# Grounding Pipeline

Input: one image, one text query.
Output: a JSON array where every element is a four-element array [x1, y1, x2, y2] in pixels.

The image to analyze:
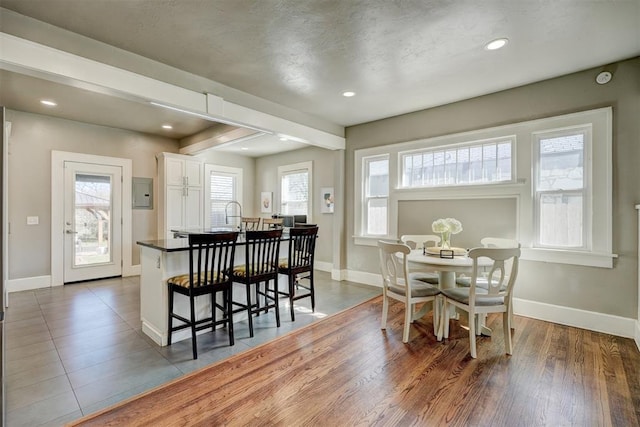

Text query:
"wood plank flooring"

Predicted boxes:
[[69, 296, 640, 426]]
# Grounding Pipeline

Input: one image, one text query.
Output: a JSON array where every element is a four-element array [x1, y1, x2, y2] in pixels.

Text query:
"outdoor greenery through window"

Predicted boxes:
[[364, 155, 389, 235], [401, 138, 513, 187], [535, 128, 587, 249]]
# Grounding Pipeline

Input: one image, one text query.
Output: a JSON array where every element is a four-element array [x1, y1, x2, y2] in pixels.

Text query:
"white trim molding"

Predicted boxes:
[[635, 320, 640, 351], [51, 151, 133, 286], [6, 275, 52, 295]]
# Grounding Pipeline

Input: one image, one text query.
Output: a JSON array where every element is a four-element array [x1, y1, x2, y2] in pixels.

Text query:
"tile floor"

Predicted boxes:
[[3, 272, 380, 426]]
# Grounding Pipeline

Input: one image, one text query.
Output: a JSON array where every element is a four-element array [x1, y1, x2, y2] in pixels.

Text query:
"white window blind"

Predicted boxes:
[[210, 173, 237, 227]]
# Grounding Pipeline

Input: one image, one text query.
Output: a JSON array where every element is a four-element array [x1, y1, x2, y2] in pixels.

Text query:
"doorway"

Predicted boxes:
[[63, 162, 122, 282], [51, 151, 133, 286]]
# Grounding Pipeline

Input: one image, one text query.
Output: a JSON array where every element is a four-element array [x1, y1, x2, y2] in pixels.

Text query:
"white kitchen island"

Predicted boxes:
[[137, 232, 289, 346]]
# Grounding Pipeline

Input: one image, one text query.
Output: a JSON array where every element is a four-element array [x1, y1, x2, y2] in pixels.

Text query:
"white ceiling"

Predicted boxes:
[[1, 1, 639, 154]]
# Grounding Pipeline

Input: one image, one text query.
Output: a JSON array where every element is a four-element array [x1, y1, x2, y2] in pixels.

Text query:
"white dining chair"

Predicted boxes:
[[400, 234, 441, 285], [378, 240, 441, 343], [437, 247, 521, 358], [456, 237, 520, 329]]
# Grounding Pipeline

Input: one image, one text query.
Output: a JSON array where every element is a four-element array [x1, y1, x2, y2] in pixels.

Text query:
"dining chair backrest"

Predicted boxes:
[[287, 226, 318, 271], [241, 217, 261, 231], [262, 218, 284, 230], [400, 234, 441, 250], [468, 247, 520, 298], [480, 237, 519, 249], [243, 229, 283, 281], [188, 232, 239, 289], [378, 240, 411, 290]]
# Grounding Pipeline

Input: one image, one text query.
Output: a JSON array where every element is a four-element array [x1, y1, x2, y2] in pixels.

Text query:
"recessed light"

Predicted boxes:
[[342, 91, 356, 97], [40, 100, 57, 107], [485, 38, 508, 51], [162, 124, 173, 130], [240, 147, 249, 151], [279, 137, 288, 141]]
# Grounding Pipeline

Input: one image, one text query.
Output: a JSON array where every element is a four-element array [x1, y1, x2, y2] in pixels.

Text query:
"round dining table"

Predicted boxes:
[[407, 248, 494, 336]]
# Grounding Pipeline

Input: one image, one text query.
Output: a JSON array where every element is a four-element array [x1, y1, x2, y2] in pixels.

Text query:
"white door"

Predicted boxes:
[[63, 162, 122, 283]]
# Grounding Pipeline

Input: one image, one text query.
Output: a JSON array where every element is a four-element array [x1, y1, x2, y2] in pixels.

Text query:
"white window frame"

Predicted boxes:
[[400, 136, 515, 188], [533, 125, 591, 251], [278, 161, 313, 221], [354, 107, 613, 268], [363, 154, 390, 237], [204, 164, 243, 228]]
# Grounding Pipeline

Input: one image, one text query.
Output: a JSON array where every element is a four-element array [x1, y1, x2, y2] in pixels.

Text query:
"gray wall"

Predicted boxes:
[[6, 110, 177, 279], [255, 146, 338, 265], [345, 57, 640, 318]]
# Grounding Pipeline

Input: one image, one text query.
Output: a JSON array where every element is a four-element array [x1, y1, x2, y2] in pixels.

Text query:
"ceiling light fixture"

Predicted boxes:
[[279, 137, 288, 141], [241, 147, 249, 151], [150, 102, 274, 134], [162, 124, 173, 130], [40, 99, 57, 107], [485, 38, 508, 51], [342, 91, 356, 97]]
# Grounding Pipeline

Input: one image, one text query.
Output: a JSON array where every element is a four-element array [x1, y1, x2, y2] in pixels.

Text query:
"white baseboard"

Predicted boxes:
[[344, 270, 382, 289], [123, 264, 141, 277], [513, 297, 636, 339], [314, 261, 332, 272], [635, 320, 640, 351], [7, 275, 52, 294]]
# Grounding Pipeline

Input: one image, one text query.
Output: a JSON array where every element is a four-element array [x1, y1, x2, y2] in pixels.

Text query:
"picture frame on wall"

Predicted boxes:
[[321, 187, 334, 214], [261, 191, 273, 213]]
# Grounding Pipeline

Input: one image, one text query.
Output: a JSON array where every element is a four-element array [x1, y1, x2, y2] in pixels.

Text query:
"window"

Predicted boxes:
[[279, 161, 312, 218], [353, 107, 612, 267], [204, 165, 242, 228], [401, 138, 513, 188], [364, 155, 389, 235], [534, 127, 589, 249]]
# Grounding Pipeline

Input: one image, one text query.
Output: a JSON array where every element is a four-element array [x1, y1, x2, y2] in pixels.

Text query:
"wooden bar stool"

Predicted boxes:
[[262, 218, 283, 230], [167, 232, 239, 359], [241, 217, 261, 231], [278, 226, 318, 321], [232, 229, 283, 337]]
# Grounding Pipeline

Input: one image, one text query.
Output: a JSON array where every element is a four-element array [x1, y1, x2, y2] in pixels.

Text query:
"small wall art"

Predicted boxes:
[[321, 187, 334, 214], [261, 191, 273, 213]]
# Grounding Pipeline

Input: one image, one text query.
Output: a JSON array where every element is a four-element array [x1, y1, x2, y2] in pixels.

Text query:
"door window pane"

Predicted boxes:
[[74, 173, 112, 266]]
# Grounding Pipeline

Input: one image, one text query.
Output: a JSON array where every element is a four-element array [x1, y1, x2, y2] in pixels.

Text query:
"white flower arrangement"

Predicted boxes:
[[432, 218, 463, 235], [432, 218, 463, 249]]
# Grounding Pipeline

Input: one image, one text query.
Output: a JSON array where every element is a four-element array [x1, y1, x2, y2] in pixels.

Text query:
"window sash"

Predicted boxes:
[[401, 138, 513, 188], [533, 127, 589, 250], [363, 155, 389, 236], [281, 170, 309, 215], [209, 172, 237, 227]]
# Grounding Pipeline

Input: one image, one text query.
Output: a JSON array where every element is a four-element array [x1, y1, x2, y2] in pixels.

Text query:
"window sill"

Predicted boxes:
[[354, 235, 394, 247], [521, 248, 617, 268]]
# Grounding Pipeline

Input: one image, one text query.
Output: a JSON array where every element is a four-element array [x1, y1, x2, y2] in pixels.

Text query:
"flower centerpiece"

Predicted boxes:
[[431, 218, 463, 249]]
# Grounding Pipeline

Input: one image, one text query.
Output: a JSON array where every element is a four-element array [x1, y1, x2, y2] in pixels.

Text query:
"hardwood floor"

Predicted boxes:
[[70, 296, 640, 426]]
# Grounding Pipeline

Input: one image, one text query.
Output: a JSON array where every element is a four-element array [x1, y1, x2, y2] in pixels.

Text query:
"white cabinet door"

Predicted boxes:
[[184, 160, 202, 188], [166, 186, 185, 234], [184, 186, 203, 229], [165, 157, 185, 187]]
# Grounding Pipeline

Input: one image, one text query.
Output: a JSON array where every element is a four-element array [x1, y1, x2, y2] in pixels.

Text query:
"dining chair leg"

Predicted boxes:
[[246, 285, 254, 338], [468, 309, 477, 359], [227, 288, 234, 346], [381, 292, 389, 330], [167, 288, 174, 346], [272, 278, 280, 327], [309, 270, 315, 311], [433, 297, 440, 336], [288, 274, 296, 321], [190, 294, 198, 360], [503, 311, 513, 355], [211, 291, 216, 332], [402, 298, 412, 343]]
